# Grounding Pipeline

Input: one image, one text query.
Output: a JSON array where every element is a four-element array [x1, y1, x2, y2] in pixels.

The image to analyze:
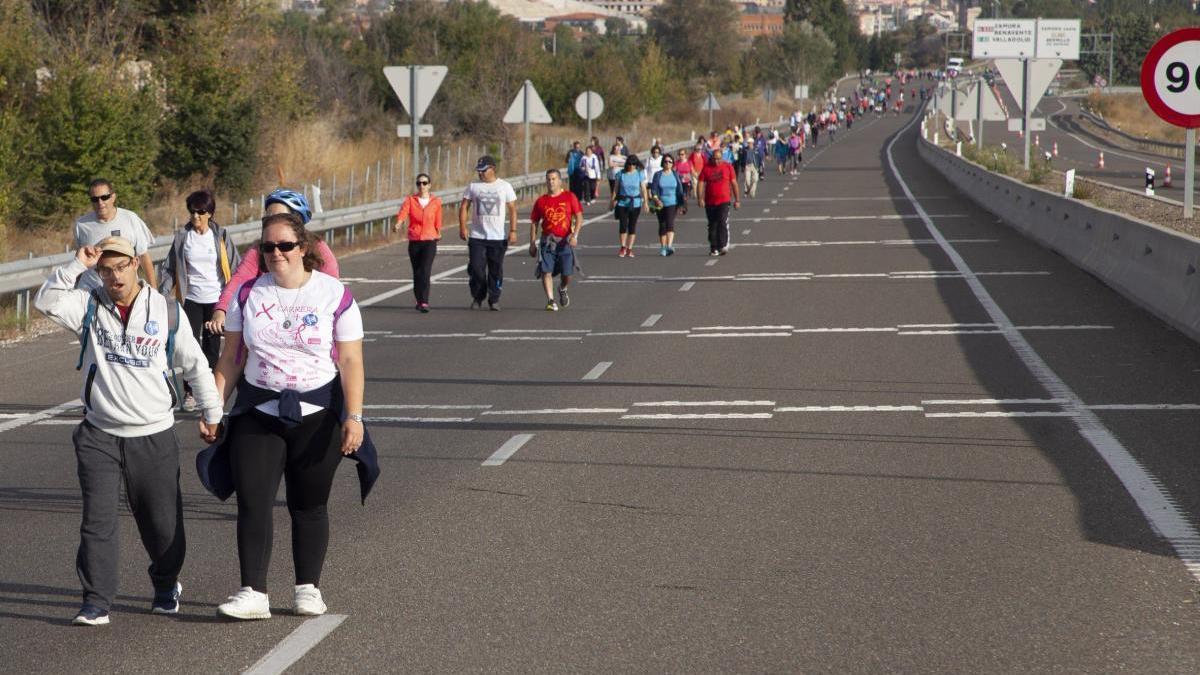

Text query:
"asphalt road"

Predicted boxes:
[[4, 105, 1200, 673]]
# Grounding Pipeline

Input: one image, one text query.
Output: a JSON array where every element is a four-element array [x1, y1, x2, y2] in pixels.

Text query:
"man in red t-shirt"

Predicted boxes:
[[529, 168, 583, 311], [697, 147, 740, 256]]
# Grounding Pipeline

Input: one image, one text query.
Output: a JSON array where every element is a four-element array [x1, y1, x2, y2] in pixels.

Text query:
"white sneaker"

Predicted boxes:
[[217, 587, 271, 620], [293, 584, 327, 616]]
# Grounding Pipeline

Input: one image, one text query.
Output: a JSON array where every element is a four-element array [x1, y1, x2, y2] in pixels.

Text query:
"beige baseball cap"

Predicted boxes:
[[95, 236, 136, 258]]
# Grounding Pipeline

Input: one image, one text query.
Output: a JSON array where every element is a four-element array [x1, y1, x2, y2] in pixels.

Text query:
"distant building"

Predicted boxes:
[[739, 5, 784, 38], [479, 0, 646, 32], [586, 0, 660, 15]]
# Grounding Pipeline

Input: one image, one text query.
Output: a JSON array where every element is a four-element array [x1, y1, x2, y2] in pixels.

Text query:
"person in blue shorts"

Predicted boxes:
[[529, 169, 583, 311]]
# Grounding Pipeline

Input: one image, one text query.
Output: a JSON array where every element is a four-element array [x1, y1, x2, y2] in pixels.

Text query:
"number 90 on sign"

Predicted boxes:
[[1142, 28, 1200, 128]]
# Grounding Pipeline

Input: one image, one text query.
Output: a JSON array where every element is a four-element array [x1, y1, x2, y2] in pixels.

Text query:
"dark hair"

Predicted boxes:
[[624, 154, 640, 170], [545, 168, 561, 179], [416, 173, 431, 185], [258, 212, 324, 273], [88, 178, 114, 193], [186, 190, 216, 216]]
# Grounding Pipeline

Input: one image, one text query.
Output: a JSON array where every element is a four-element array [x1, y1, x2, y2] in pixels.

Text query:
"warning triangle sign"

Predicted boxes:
[[503, 80, 553, 124]]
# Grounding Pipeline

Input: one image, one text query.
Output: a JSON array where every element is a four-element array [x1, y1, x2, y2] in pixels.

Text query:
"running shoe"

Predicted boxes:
[[151, 581, 182, 615], [659, 246, 668, 257], [470, 299, 483, 310], [545, 300, 559, 312], [667, 247, 675, 256], [182, 394, 197, 412], [558, 287, 570, 308], [488, 302, 500, 312], [719, 248, 728, 256], [293, 584, 327, 616], [626, 248, 635, 258], [217, 587, 271, 620], [72, 604, 110, 626], [418, 303, 430, 313], [618, 246, 627, 257], [709, 250, 720, 257]]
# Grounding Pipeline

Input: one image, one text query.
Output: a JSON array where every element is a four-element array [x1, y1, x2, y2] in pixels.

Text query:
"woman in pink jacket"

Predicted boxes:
[[205, 189, 340, 335]]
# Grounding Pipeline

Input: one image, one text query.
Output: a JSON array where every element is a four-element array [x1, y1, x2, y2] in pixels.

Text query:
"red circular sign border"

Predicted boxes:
[[1141, 27, 1200, 129]]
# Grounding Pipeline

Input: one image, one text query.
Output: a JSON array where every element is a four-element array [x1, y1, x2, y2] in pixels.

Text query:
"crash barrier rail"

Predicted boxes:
[[2, 128, 796, 325], [917, 121, 1200, 344], [1075, 108, 1200, 161]]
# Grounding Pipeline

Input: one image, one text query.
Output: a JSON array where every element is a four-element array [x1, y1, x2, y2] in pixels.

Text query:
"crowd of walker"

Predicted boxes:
[[32, 80, 914, 626]]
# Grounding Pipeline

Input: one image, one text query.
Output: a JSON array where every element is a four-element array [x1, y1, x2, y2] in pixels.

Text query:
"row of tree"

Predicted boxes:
[[0, 0, 860, 235]]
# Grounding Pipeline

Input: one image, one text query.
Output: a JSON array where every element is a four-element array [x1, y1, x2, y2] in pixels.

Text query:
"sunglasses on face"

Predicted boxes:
[[189, 209, 209, 216], [90, 193, 114, 203], [259, 241, 301, 254], [96, 259, 134, 278], [416, 180, 430, 186]]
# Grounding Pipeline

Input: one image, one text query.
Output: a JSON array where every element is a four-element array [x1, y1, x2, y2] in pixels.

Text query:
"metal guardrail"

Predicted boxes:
[[1, 137, 719, 322], [1076, 108, 1198, 160]]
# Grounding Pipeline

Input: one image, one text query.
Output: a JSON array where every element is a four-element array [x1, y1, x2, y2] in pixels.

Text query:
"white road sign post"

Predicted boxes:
[[574, 91, 604, 141], [1141, 28, 1200, 218], [384, 65, 448, 181], [504, 80, 553, 176], [700, 92, 720, 131], [978, 18, 1076, 170]]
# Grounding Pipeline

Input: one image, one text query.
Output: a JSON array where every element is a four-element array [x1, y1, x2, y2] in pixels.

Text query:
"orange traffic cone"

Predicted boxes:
[[1052, 141, 1059, 157], [1098, 152, 1105, 169], [1165, 165, 1173, 187]]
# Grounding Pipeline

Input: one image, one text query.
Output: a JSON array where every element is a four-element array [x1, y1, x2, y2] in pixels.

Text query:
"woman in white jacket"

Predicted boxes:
[[35, 236, 222, 626]]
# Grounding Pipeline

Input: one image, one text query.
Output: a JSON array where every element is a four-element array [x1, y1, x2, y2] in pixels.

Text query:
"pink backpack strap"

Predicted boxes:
[[330, 286, 354, 362], [234, 278, 258, 365]]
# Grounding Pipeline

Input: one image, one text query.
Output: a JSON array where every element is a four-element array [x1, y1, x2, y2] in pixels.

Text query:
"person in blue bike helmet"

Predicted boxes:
[[206, 189, 338, 336]]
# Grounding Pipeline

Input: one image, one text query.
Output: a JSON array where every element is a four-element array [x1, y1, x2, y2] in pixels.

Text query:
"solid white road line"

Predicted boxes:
[[243, 615, 347, 675], [793, 327, 897, 333], [482, 433, 535, 466], [921, 398, 1066, 405], [775, 405, 924, 412], [632, 400, 776, 407], [924, 411, 1076, 418], [679, 282, 695, 291], [887, 107, 1200, 582], [688, 332, 791, 337], [481, 408, 628, 415], [0, 399, 81, 434], [622, 413, 773, 420], [479, 336, 584, 341], [492, 329, 591, 333], [385, 333, 486, 339], [365, 416, 476, 423], [589, 330, 689, 336], [694, 325, 794, 330], [641, 314, 662, 327], [363, 404, 493, 410], [582, 361, 613, 380], [1087, 404, 1200, 411]]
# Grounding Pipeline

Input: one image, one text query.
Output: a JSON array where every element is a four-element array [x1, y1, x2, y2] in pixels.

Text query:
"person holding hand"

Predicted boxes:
[[35, 236, 223, 626]]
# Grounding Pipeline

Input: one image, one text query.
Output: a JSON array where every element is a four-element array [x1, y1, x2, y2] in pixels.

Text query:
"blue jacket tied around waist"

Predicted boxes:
[[196, 376, 380, 504]]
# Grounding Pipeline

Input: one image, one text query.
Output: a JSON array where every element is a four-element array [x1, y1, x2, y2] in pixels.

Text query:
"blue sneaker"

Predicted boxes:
[[151, 581, 182, 614], [72, 604, 110, 626]]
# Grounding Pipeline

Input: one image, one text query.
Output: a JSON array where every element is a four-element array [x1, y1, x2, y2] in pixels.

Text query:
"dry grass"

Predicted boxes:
[[4, 93, 806, 262], [1085, 92, 1186, 144]]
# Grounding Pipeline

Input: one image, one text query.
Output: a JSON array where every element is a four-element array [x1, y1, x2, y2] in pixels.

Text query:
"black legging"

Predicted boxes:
[[408, 240, 437, 305], [182, 300, 218, 396], [615, 205, 641, 235], [657, 204, 678, 236], [229, 408, 343, 592]]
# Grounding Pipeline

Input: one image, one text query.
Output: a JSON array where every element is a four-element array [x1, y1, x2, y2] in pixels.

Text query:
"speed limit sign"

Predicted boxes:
[[1141, 28, 1200, 128]]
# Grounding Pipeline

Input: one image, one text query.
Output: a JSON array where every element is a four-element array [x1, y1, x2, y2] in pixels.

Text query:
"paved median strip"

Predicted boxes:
[[244, 614, 347, 675]]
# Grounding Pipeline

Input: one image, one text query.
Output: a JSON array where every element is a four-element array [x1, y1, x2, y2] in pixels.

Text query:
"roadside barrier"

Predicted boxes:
[[917, 126, 1200, 344]]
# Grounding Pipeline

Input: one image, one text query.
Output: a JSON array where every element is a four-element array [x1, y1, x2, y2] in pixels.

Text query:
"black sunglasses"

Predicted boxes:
[[89, 193, 113, 203], [416, 180, 430, 185], [259, 241, 301, 254], [189, 209, 209, 216]]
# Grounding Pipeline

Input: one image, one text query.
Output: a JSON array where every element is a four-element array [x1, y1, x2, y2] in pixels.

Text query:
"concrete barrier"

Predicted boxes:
[[917, 134, 1200, 344]]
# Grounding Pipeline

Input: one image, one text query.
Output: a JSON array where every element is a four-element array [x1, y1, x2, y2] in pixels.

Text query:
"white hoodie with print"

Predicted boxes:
[[36, 259, 223, 437]]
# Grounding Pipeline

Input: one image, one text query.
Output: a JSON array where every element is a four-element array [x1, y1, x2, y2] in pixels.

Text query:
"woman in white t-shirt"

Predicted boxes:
[[159, 190, 240, 410], [211, 210, 366, 621]]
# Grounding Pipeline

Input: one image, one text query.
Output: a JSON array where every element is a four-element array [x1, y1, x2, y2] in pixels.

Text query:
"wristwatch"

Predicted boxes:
[[347, 413, 364, 423]]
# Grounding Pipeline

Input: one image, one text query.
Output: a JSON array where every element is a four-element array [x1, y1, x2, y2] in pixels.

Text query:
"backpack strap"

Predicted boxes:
[[234, 278, 257, 365], [330, 286, 354, 363], [217, 229, 232, 283], [162, 293, 183, 407], [75, 289, 104, 371]]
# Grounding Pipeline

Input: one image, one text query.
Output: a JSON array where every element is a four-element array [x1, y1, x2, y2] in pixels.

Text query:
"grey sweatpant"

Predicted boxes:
[[72, 420, 185, 611]]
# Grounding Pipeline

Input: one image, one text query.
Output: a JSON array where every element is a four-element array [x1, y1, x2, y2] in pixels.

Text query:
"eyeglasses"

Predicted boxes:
[[89, 193, 113, 204], [416, 180, 430, 186], [95, 259, 134, 278], [189, 209, 209, 216], [259, 241, 301, 254]]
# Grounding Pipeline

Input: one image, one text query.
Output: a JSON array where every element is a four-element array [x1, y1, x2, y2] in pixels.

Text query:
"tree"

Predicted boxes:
[[784, 0, 860, 80], [637, 42, 672, 115], [764, 21, 835, 92], [648, 0, 741, 83]]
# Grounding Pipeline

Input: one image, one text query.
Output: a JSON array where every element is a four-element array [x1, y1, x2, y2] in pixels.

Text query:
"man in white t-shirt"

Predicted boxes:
[[458, 155, 518, 311], [74, 178, 157, 291]]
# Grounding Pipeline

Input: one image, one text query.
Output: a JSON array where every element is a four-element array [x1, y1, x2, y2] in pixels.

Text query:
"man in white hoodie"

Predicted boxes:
[[35, 236, 223, 626]]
